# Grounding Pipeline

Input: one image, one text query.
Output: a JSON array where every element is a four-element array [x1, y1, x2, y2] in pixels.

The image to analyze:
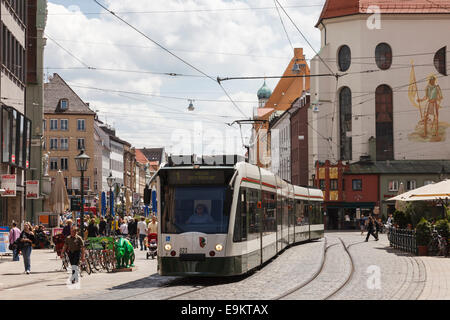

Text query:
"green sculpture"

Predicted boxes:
[[114, 237, 135, 269]]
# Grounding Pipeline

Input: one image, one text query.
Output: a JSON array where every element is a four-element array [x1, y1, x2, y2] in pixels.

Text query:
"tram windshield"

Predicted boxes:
[[162, 186, 231, 234]]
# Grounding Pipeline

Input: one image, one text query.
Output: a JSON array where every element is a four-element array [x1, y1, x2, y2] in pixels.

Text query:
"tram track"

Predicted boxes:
[[273, 237, 328, 300], [274, 236, 355, 300], [323, 237, 355, 300]]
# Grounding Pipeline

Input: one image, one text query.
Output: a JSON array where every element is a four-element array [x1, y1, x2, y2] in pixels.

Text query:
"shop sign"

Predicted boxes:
[[1, 174, 16, 197], [0, 231, 11, 254], [26, 180, 39, 199]]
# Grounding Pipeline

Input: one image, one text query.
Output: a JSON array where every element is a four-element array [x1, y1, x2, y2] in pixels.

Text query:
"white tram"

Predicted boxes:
[[155, 156, 324, 277]]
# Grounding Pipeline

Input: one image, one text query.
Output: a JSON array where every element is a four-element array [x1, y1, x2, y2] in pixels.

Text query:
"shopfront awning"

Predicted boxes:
[[324, 202, 375, 209]]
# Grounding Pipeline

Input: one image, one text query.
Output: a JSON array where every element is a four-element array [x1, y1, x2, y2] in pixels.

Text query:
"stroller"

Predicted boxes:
[[53, 233, 66, 257], [146, 233, 157, 259]]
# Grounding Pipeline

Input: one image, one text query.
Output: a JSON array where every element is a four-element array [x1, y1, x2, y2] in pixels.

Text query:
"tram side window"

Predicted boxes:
[[233, 188, 247, 242], [310, 202, 323, 224], [262, 190, 277, 234], [288, 197, 295, 227], [282, 196, 289, 228], [296, 200, 307, 226], [304, 204, 310, 225], [247, 188, 260, 241]]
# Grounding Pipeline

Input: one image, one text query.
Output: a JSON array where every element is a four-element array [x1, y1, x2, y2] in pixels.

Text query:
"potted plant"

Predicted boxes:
[[415, 218, 432, 256]]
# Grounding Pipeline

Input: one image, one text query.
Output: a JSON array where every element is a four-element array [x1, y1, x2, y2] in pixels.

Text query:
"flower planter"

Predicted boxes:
[[417, 245, 428, 256]]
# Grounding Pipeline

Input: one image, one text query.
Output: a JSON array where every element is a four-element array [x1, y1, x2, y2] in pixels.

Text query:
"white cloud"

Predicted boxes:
[[45, 0, 323, 154]]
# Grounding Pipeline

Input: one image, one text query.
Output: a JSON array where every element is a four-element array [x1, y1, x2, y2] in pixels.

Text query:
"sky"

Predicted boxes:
[[43, 0, 325, 156]]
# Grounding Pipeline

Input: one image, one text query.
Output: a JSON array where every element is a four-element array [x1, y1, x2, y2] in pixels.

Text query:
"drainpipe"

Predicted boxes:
[[320, 22, 327, 46]]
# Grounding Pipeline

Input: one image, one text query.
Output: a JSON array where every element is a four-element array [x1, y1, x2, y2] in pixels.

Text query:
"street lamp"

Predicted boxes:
[[106, 172, 115, 216], [75, 149, 90, 237], [120, 184, 126, 218]]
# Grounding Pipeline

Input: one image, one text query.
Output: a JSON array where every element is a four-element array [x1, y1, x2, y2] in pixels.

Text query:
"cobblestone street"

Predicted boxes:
[[0, 231, 449, 300]]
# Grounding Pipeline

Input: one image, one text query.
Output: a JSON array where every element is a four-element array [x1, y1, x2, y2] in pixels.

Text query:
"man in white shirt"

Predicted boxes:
[[120, 221, 128, 237], [147, 216, 158, 234], [137, 217, 148, 251]]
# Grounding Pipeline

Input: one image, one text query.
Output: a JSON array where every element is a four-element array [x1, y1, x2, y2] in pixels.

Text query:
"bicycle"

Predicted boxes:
[[428, 227, 447, 256], [79, 250, 92, 275]]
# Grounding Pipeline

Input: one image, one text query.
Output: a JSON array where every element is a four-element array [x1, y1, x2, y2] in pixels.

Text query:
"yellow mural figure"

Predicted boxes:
[[418, 75, 443, 138], [408, 62, 447, 142]]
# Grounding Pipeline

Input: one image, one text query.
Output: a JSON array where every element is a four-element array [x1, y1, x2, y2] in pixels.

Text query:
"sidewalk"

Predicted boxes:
[[417, 256, 450, 300], [0, 247, 160, 300]]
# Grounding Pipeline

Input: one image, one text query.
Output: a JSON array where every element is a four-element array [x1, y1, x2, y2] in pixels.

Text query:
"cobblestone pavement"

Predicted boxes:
[[0, 248, 165, 300], [328, 232, 427, 300], [1, 232, 448, 300]]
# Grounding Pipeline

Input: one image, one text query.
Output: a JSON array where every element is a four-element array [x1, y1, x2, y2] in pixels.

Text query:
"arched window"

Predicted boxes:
[[338, 45, 351, 72], [434, 46, 447, 76], [375, 85, 393, 160], [375, 43, 392, 70], [339, 87, 352, 160]]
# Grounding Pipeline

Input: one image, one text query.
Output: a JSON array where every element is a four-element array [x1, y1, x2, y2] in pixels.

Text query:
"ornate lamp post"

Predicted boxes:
[[106, 172, 115, 216], [120, 184, 126, 218], [75, 149, 90, 236]]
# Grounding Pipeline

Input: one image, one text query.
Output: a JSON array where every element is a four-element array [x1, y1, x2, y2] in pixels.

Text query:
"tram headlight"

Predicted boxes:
[[215, 244, 223, 252], [164, 243, 172, 251]]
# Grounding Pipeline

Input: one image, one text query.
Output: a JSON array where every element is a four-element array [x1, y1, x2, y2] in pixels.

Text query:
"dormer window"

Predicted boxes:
[[60, 99, 68, 110]]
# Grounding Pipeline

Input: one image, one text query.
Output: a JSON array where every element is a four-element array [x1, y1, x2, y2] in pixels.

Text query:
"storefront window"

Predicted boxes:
[[2, 108, 11, 162], [11, 110, 17, 164], [17, 113, 24, 168], [25, 119, 31, 168]]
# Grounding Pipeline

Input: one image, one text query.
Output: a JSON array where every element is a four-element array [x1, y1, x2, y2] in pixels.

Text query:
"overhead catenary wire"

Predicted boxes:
[[274, 0, 336, 76], [39, 36, 450, 62], [273, 0, 294, 52], [19, 3, 326, 16], [93, 0, 248, 118]]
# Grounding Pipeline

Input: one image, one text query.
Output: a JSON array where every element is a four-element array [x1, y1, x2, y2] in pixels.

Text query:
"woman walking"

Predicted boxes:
[[19, 223, 35, 274], [365, 216, 379, 242]]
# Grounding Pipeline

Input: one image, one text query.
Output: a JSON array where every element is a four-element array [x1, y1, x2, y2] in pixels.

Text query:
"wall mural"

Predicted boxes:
[[408, 62, 448, 142]]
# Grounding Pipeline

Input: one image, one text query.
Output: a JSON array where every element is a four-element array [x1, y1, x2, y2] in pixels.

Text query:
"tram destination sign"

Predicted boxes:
[[168, 170, 226, 185]]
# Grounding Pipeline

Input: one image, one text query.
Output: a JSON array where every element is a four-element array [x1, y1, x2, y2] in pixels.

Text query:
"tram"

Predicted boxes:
[[154, 155, 324, 277]]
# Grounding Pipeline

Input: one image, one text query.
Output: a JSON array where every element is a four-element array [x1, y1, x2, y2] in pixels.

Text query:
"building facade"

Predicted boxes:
[[290, 93, 310, 186], [270, 108, 293, 182], [250, 47, 310, 170], [43, 73, 96, 206], [309, 0, 450, 221]]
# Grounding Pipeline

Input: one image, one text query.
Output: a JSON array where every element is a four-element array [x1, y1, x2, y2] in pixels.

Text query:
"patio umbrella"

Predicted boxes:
[[48, 170, 70, 227], [402, 179, 450, 202], [395, 182, 407, 212]]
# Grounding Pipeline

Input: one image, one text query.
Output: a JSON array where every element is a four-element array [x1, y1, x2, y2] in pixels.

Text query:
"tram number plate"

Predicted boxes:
[[180, 248, 188, 254]]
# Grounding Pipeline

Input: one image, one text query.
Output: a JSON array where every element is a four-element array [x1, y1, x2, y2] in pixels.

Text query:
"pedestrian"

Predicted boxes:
[[61, 227, 85, 284], [19, 223, 35, 274], [120, 220, 128, 237], [9, 222, 21, 261], [98, 217, 106, 236], [147, 215, 158, 235], [128, 218, 137, 248], [359, 214, 366, 235], [62, 219, 72, 238], [365, 216, 379, 242], [137, 217, 148, 251], [87, 218, 99, 238]]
